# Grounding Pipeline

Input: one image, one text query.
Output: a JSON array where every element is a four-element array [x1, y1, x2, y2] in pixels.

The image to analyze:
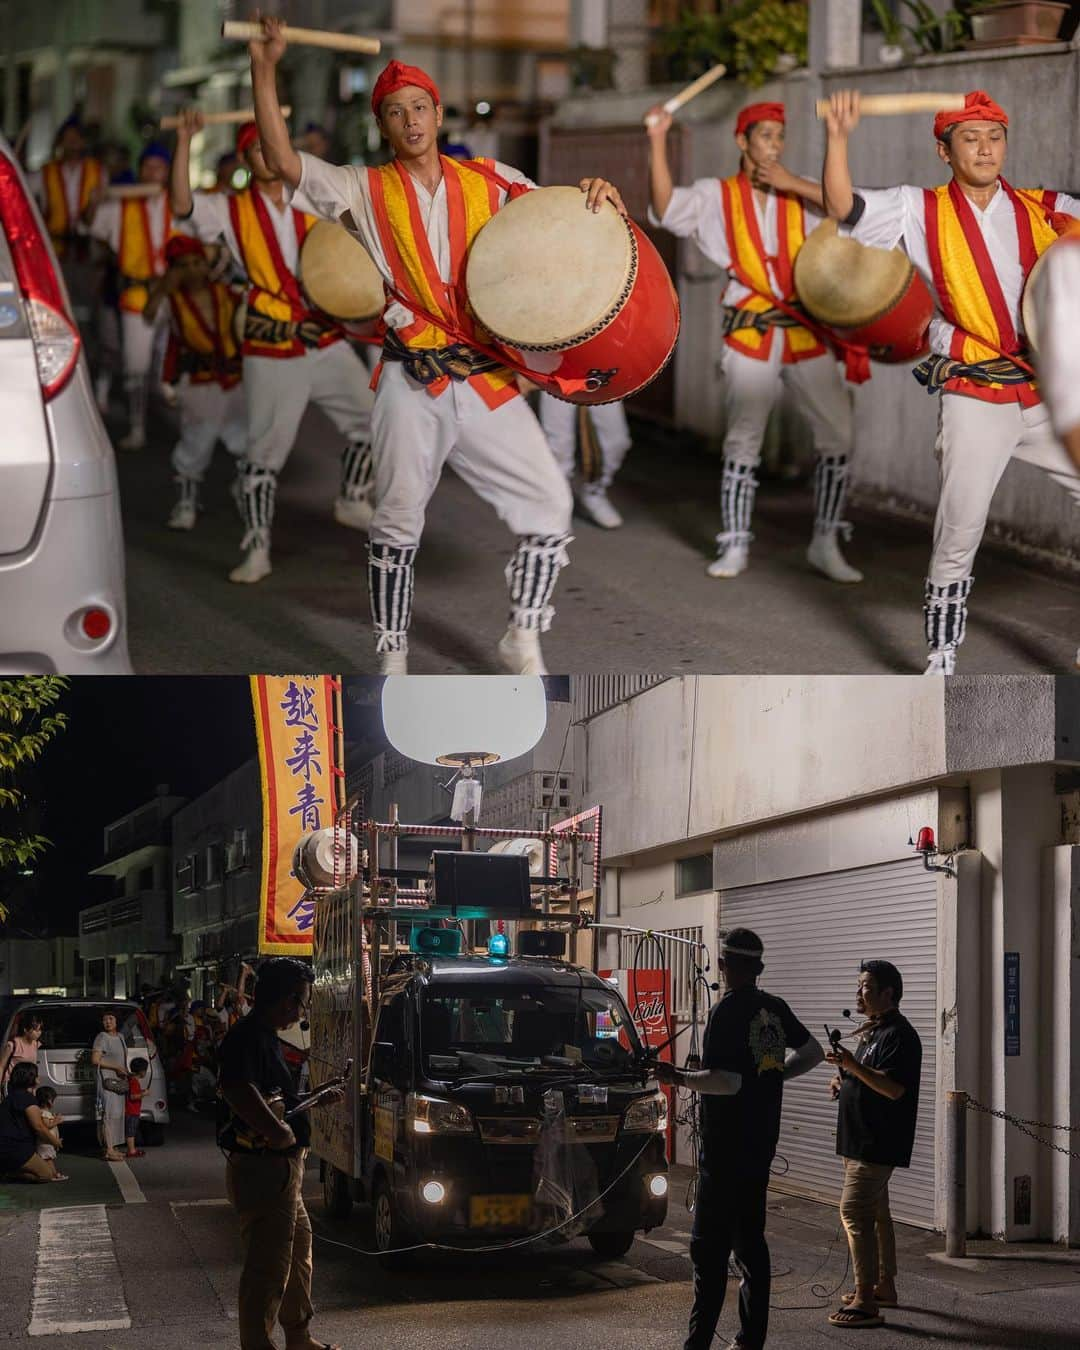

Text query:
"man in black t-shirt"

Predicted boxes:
[[657, 928, 824, 1350], [218, 956, 343, 1350], [825, 958, 923, 1331]]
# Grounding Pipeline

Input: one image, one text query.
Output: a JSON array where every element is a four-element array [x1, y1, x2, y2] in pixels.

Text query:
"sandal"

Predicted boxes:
[[50, 1174, 70, 1182], [103, 1152, 125, 1162], [841, 1292, 898, 1308], [828, 1306, 885, 1329], [126, 1149, 146, 1158]]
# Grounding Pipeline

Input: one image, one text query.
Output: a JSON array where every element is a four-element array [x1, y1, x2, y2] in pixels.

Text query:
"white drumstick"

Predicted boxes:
[[815, 92, 966, 118], [159, 107, 291, 129], [105, 183, 165, 199], [645, 64, 727, 127], [221, 20, 381, 55]]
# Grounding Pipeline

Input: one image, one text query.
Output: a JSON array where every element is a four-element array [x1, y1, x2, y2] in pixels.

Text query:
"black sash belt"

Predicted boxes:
[[381, 325, 506, 385]]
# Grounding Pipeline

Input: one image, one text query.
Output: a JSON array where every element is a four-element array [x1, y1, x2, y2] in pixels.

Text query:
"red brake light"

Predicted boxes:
[[81, 608, 112, 640], [0, 154, 81, 399]]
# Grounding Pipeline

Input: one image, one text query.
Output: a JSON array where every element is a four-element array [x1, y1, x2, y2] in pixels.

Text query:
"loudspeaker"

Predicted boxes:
[[518, 929, 566, 958], [409, 925, 464, 957]]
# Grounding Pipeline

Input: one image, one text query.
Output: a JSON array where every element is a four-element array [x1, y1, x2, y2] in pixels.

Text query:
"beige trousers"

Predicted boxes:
[[839, 1158, 897, 1293], [226, 1150, 314, 1350]]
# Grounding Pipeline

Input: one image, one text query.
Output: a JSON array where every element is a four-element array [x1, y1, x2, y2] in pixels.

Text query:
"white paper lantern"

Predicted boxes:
[[381, 676, 547, 767]]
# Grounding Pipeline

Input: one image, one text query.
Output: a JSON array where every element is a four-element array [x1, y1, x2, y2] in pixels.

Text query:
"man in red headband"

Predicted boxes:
[[247, 21, 626, 674], [168, 112, 376, 584], [142, 234, 246, 531], [823, 90, 1080, 675], [647, 98, 862, 586]]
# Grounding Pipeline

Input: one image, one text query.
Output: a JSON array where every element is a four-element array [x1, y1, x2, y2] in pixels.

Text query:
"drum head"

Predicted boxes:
[[1021, 245, 1051, 354], [794, 219, 914, 328], [466, 186, 634, 349], [301, 220, 384, 322]]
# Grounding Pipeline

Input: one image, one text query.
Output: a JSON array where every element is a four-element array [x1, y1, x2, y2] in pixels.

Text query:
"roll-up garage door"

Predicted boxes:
[[720, 858, 938, 1229]]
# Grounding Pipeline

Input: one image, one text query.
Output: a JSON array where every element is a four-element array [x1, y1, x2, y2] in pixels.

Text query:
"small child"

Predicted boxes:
[[125, 1056, 148, 1158], [35, 1085, 67, 1180]]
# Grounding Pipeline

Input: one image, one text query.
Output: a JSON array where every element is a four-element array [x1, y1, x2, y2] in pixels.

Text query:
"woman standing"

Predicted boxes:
[[0, 1062, 66, 1182], [91, 1010, 129, 1162], [0, 1012, 44, 1096]]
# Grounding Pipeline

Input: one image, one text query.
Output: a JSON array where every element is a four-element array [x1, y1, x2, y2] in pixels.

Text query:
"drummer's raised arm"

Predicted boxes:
[[822, 91, 861, 221], [645, 105, 675, 220], [249, 15, 302, 189]]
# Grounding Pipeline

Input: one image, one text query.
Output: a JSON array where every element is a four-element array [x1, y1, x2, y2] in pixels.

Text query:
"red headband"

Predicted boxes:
[[371, 60, 440, 118], [736, 102, 785, 138], [236, 121, 259, 156], [165, 234, 205, 264], [934, 90, 1008, 140]]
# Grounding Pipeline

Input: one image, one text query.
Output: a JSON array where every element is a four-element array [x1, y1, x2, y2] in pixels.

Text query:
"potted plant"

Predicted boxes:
[[967, 1, 1069, 46], [730, 0, 810, 88], [869, 0, 908, 63]]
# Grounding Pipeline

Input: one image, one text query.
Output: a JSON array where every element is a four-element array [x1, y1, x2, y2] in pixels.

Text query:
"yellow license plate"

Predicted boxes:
[[469, 1194, 531, 1228]]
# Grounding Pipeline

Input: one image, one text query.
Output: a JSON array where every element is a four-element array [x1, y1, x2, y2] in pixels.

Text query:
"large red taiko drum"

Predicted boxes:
[[794, 219, 933, 363], [465, 186, 680, 405]]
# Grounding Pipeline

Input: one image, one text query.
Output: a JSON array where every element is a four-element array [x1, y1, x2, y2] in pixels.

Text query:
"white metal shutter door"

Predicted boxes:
[[720, 859, 938, 1229]]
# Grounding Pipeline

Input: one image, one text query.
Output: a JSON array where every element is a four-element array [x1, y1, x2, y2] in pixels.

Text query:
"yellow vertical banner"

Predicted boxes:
[[251, 675, 344, 955]]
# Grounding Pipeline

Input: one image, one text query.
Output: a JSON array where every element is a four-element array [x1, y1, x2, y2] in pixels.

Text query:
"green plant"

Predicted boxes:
[[657, 10, 738, 83], [0, 678, 68, 920], [731, 0, 809, 87], [869, 0, 906, 46]]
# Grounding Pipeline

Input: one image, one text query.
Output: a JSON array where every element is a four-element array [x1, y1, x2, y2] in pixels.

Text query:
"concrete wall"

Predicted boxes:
[[544, 41, 1080, 562]]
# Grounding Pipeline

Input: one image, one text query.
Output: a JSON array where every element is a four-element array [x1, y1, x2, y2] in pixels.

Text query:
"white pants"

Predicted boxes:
[[171, 378, 247, 481], [369, 363, 573, 549], [538, 393, 631, 489], [722, 342, 853, 463], [244, 341, 374, 473], [931, 393, 1080, 583], [121, 306, 169, 380]]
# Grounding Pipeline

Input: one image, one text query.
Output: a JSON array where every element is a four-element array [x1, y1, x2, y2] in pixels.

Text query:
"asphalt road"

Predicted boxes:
[[112, 395, 1080, 675], [3, 1109, 1080, 1350]]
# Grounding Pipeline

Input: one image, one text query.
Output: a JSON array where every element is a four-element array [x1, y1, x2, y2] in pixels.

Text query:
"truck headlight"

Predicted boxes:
[[406, 1092, 475, 1136], [622, 1091, 668, 1134]]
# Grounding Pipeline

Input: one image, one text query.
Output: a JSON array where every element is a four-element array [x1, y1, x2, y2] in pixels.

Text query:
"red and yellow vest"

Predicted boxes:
[[719, 173, 825, 364], [167, 282, 242, 389], [118, 197, 174, 314], [41, 157, 102, 239], [227, 187, 338, 358], [366, 155, 520, 409], [923, 179, 1062, 406]]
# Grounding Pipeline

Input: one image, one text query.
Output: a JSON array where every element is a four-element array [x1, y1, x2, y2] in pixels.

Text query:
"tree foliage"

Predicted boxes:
[[0, 679, 69, 915]]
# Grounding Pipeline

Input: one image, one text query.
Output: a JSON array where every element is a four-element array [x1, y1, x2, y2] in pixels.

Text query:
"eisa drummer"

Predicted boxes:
[[647, 101, 864, 587], [823, 90, 1080, 675], [169, 113, 377, 586], [247, 16, 627, 675]]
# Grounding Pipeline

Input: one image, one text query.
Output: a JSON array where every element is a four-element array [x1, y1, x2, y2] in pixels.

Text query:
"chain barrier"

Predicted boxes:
[[965, 1096, 1080, 1160]]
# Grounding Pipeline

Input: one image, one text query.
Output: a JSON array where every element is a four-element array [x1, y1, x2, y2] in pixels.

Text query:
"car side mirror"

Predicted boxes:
[[371, 1041, 397, 1081]]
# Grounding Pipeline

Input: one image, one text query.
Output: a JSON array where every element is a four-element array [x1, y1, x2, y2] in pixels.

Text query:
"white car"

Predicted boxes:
[[0, 136, 131, 672]]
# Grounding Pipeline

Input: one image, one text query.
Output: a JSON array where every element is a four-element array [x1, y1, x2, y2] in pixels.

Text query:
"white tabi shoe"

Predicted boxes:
[[706, 541, 749, 579], [168, 499, 197, 531], [497, 626, 548, 675], [924, 646, 957, 676], [229, 546, 272, 584], [117, 425, 146, 452], [807, 530, 863, 584], [333, 494, 375, 532], [576, 486, 623, 530], [379, 650, 409, 675]]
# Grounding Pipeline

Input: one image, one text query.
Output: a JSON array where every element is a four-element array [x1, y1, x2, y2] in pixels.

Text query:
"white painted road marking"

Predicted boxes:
[[108, 1157, 146, 1205], [171, 1197, 230, 1208], [28, 1205, 131, 1336], [638, 1236, 691, 1255]]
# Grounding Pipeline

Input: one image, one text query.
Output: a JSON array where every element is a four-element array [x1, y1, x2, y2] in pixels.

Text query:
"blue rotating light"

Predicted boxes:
[[487, 932, 510, 958]]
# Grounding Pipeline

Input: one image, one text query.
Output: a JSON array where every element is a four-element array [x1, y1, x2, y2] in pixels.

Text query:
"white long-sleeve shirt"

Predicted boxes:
[[1032, 238, 1080, 436], [845, 180, 1080, 358], [648, 177, 823, 306], [291, 151, 534, 335], [181, 185, 307, 277], [88, 193, 171, 263]]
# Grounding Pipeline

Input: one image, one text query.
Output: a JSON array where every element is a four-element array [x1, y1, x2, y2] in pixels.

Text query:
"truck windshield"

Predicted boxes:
[[420, 983, 643, 1074]]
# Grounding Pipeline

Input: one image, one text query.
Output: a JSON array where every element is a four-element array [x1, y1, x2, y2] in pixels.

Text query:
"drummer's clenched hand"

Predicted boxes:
[[751, 160, 795, 193], [825, 91, 861, 138], [580, 178, 628, 218], [248, 10, 287, 66], [644, 106, 673, 139], [176, 108, 205, 141]]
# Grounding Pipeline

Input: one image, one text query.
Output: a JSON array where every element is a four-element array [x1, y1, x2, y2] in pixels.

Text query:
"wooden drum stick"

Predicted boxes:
[[815, 92, 966, 118], [159, 107, 291, 129], [221, 20, 381, 55], [645, 63, 727, 127]]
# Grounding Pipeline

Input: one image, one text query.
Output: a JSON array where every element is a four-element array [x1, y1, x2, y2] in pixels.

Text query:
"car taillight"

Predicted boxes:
[[0, 155, 81, 400]]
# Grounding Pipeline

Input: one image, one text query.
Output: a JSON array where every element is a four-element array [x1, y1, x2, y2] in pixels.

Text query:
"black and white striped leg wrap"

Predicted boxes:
[[505, 533, 572, 633], [369, 542, 417, 654], [174, 475, 199, 508], [340, 439, 374, 502], [717, 458, 757, 551], [124, 373, 148, 431], [924, 576, 974, 651], [813, 453, 853, 539], [237, 460, 277, 552]]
